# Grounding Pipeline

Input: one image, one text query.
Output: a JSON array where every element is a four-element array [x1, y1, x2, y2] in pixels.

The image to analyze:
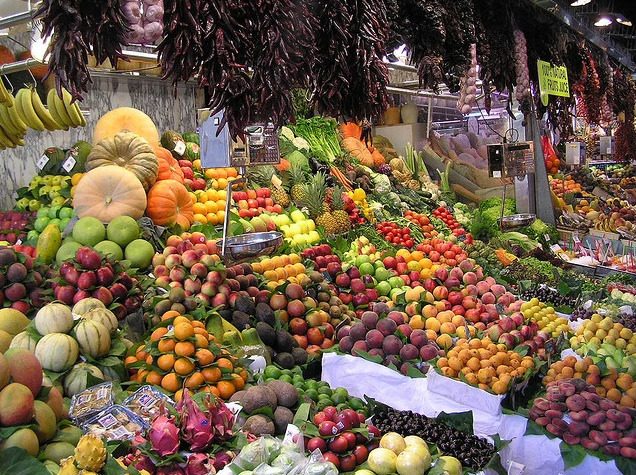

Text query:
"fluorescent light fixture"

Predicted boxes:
[[570, 0, 591, 6], [594, 15, 613, 26], [616, 16, 633, 26]]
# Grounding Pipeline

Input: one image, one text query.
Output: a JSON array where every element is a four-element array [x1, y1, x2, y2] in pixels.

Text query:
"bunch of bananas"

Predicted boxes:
[[0, 82, 86, 150]]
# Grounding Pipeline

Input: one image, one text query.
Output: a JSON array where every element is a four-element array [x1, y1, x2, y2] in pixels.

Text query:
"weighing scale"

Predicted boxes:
[[199, 110, 283, 263]]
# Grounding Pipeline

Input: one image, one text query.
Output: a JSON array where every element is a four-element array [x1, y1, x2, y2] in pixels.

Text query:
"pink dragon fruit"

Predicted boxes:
[[211, 451, 233, 471], [185, 453, 214, 475], [207, 398, 235, 441], [177, 390, 214, 451], [156, 464, 185, 475], [148, 416, 180, 457], [133, 454, 156, 474]]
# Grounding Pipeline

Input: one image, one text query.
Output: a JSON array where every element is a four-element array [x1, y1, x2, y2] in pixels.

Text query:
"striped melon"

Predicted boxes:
[[35, 333, 79, 372], [63, 363, 104, 397], [82, 308, 118, 335], [34, 303, 74, 335], [9, 331, 38, 352], [73, 320, 111, 359]]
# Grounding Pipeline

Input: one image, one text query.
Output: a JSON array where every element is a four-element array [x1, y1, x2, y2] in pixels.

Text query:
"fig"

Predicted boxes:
[[534, 398, 550, 412], [598, 420, 616, 431], [569, 421, 589, 437], [546, 423, 562, 437], [603, 445, 620, 456], [549, 402, 568, 412], [545, 409, 563, 419], [569, 379, 589, 392], [586, 411, 606, 426], [619, 436, 636, 448], [535, 417, 550, 427], [620, 447, 636, 458], [559, 382, 576, 397], [617, 419, 633, 431], [599, 399, 616, 411], [527, 409, 541, 420], [589, 430, 608, 446], [606, 409, 623, 422], [580, 437, 599, 451], [562, 433, 581, 445], [565, 395, 586, 412], [569, 410, 588, 422], [546, 389, 565, 402], [585, 400, 600, 412], [618, 407, 636, 419]]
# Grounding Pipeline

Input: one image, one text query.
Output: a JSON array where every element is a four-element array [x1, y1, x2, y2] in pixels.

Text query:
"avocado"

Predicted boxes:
[[273, 406, 294, 435], [256, 322, 276, 346], [232, 310, 252, 330], [291, 347, 308, 366], [274, 329, 294, 353], [255, 302, 275, 326], [273, 352, 295, 369], [235, 295, 256, 315]]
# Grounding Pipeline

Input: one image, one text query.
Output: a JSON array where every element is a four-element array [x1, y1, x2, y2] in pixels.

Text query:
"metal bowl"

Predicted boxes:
[[221, 231, 283, 263], [497, 213, 536, 230]]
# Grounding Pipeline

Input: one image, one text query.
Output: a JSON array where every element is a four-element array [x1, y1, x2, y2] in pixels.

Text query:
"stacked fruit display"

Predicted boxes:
[[337, 309, 440, 375], [571, 314, 636, 356], [486, 313, 549, 355], [404, 209, 438, 238], [0, 247, 48, 315], [300, 244, 340, 274], [29, 204, 75, 243], [520, 298, 571, 338], [432, 206, 466, 237], [0, 348, 66, 457], [277, 209, 321, 247], [341, 237, 384, 264], [232, 187, 282, 217], [125, 313, 247, 401], [302, 406, 380, 472], [189, 188, 228, 226], [0, 210, 33, 244], [375, 221, 415, 249], [528, 378, 636, 457]]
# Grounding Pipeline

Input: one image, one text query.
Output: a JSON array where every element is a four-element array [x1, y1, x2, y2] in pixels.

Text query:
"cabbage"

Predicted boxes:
[[372, 172, 391, 193], [280, 126, 295, 142], [285, 150, 309, 170]]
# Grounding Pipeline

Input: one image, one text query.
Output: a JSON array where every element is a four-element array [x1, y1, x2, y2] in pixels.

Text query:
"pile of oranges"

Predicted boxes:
[[188, 188, 228, 226], [436, 337, 536, 395], [393, 248, 447, 280], [125, 312, 247, 402], [549, 175, 583, 198], [545, 154, 561, 175], [251, 253, 309, 290], [201, 167, 239, 191], [404, 210, 438, 238], [543, 356, 636, 408]]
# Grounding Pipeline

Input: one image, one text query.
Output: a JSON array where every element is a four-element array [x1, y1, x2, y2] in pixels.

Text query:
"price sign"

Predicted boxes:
[[173, 140, 186, 156], [36, 155, 49, 171]]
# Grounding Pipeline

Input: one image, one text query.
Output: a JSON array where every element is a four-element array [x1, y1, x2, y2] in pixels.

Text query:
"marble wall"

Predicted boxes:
[[0, 73, 201, 210]]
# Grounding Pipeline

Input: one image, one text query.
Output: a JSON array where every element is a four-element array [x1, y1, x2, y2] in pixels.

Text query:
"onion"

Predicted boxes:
[[144, 4, 164, 23]]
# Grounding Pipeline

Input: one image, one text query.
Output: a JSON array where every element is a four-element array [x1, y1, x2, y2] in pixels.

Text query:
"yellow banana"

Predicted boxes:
[[47, 89, 71, 128], [4, 101, 27, 135], [17, 88, 45, 131], [0, 78, 14, 107], [0, 123, 15, 148], [0, 104, 20, 136], [75, 102, 86, 127], [30, 87, 60, 131], [61, 88, 82, 127]]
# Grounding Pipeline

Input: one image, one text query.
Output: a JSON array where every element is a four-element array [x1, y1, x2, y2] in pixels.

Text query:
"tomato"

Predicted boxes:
[[386, 232, 394, 241], [404, 239, 414, 248]]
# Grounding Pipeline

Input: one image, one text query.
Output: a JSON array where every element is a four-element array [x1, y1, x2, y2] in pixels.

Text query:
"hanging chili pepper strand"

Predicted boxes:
[[80, 0, 130, 68], [440, 0, 475, 93], [251, 0, 317, 126]]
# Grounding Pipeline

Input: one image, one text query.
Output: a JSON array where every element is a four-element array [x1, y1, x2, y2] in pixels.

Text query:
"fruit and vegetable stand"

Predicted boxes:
[[1, 1, 636, 475]]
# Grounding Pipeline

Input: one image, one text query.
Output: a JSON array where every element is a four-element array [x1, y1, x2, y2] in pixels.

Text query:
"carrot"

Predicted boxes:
[[330, 167, 353, 191]]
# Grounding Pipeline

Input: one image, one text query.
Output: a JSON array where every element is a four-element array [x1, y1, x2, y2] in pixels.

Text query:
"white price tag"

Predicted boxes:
[[173, 140, 186, 156], [62, 156, 76, 173], [544, 234, 551, 242], [493, 170, 502, 178], [36, 155, 50, 170]]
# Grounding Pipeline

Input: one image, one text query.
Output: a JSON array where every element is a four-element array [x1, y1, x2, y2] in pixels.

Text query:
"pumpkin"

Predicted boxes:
[[341, 122, 363, 140], [73, 320, 111, 358], [34, 303, 74, 335], [93, 107, 159, 146], [146, 179, 195, 229], [83, 308, 118, 335], [9, 331, 38, 352], [35, 333, 79, 372], [342, 137, 374, 167], [73, 167, 147, 222], [72, 298, 105, 316], [372, 149, 386, 167], [86, 131, 159, 191], [63, 363, 104, 397], [155, 146, 185, 183]]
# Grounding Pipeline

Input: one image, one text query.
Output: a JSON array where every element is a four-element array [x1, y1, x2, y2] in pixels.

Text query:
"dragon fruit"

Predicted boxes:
[[211, 451, 233, 471], [177, 390, 214, 451], [185, 453, 213, 475], [74, 433, 107, 472], [133, 454, 157, 473], [207, 398, 235, 441], [148, 416, 180, 457], [156, 465, 185, 475]]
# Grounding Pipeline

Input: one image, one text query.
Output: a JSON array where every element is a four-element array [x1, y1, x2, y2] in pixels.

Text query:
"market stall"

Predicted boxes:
[[0, 1, 636, 474]]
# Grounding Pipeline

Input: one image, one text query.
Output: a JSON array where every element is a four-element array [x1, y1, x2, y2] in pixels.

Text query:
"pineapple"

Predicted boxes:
[[289, 162, 308, 203], [250, 165, 290, 206], [74, 434, 106, 472], [305, 174, 338, 234], [331, 185, 351, 233]]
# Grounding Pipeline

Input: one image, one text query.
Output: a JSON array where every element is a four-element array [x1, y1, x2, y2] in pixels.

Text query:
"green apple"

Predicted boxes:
[[389, 276, 404, 288], [376, 281, 391, 296], [33, 217, 50, 233], [359, 262, 374, 276], [36, 206, 50, 218], [49, 206, 62, 220], [356, 255, 371, 267], [59, 207, 73, 220], [28, 200, 41, 212], [374, 267, 391, 282]]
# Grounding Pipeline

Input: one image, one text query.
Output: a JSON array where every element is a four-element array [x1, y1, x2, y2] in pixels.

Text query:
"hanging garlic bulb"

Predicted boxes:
[[514, 30, 531, 102], [456, 44, 478, 115]]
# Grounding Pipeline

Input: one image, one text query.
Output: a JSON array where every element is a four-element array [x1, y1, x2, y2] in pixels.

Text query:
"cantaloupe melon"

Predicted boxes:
[[93, 107, 159, 147], [0, 308, 30, 336]]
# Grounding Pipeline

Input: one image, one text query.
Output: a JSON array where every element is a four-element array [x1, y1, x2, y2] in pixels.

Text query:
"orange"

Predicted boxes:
[[207, 385, 221, 397], [289, 253, 301, 264], [563, 355, 577, 367], [252, 262, 263, 274], [145, 354, 153, 365], [217, 380, 235, 399], [163, 310, 182, 320], [196, 348, 215, 366], [193, 202, 207, 215], [216, 210, 225, 222], [174, 322, 195, 341], [491, 379, 508, 395], [146, 371, 163, 386], [191, 320, 205, 329], [137, 369, 149, 382], [158, 338, 176, 353], [157, 354, 176, 372], [175, 341, 196, 357], [202, 366, 222, 382], [185, 372, 205, 390], [174, 388, 193, 403], [161, 373, 182, 392], [205, 201, 218, 214], [124, 355, 138, 367], [620, 395, 635, 408], [174, 357, 195, 375], [217, 169, 228, 179], [194, 333, 209, 349], [173, 315, 192, 326], [136, 349, 148, 361], [193, 213, 207, 224], [151, 327, 169, 342], [607, 388, 622, 403], [207, 213, 219, 225], [231, 373, 245, 390], [216, 357, 234, 372]]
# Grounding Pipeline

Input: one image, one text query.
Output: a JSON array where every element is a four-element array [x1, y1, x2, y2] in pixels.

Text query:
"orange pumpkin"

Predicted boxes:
[[146, 180, 194, 229], [341, 122, 362, 140], [155, 147, 185, 183], [372, 149, 386, 167]]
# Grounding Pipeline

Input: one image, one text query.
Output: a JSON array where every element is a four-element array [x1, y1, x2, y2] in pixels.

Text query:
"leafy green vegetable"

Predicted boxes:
[[285, 150, 309, 171], [288, 117, 342, 164], [491, 232, 541, 253]]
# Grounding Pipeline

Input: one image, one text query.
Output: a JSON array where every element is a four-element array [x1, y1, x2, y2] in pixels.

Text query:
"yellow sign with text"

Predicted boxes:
[[537, 60, 570, 106]]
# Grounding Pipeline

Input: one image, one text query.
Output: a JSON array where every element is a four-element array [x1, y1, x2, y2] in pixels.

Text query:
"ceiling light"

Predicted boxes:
[[570, 0, 592, 6], [594, 15, 613, 26], [616, 16, 633, 26]]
